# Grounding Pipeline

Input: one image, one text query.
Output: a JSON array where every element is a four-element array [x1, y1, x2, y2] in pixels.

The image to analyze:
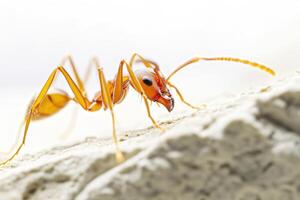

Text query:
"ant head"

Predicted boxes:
[[135, 68, 174, 112]]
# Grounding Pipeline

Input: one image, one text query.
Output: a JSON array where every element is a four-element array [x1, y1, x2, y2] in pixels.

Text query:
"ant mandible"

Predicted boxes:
[[0, 53, 275, 166]]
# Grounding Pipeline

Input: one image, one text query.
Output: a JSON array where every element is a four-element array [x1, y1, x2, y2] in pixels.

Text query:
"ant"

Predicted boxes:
[[0, 53, 275, 166]]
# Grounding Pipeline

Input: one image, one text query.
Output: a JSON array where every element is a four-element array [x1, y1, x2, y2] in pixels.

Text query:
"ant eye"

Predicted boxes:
[[142, 77, 153, 86]]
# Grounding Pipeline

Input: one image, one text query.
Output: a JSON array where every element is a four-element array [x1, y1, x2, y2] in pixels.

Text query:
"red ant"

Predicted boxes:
[[0, 53, 275, 166]]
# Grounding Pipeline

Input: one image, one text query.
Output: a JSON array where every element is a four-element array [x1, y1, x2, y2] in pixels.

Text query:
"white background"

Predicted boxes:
[[0, 0, 299, 154]]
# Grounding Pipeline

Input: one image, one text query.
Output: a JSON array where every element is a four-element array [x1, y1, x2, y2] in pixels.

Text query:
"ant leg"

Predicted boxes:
[[123, 60, 165, 131], [83, 59, 97, 84], [111, 60, 130, 104], [0, 119, 25, 156], [60, 55, 87, 96], [103, 58, 162, 131], [95, 63, 125, 163], [58, 55, 85, 139], [167, 81, 206, 110], [59, 58, 97, 139], [143, 95, 164, 131], [134, 59, 160, 70], [166, 57, 275, 81], [128, 55, 164, 130], [0, 66, 91, 166], [129, 53, 154, 69]]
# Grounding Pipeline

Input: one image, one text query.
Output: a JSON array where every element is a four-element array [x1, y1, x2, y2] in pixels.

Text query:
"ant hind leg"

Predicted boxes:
[[0, 66, 91, 166]]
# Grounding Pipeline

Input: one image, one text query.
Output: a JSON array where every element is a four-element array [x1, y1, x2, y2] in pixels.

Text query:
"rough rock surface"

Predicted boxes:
[[1, 75, 300, 200]]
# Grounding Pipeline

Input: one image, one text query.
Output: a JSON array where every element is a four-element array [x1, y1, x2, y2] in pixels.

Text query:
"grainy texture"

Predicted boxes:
[[1, 75, 300, 200]]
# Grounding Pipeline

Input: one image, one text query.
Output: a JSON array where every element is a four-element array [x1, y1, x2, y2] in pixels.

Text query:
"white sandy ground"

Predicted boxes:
[[0, 74, 299, 199]]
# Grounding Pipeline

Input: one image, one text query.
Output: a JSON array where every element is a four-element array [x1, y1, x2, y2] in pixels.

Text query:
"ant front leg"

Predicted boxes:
[[129, 53, 154, 70], [122, 60, 165, 132], [105, 58, 164, 132]]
